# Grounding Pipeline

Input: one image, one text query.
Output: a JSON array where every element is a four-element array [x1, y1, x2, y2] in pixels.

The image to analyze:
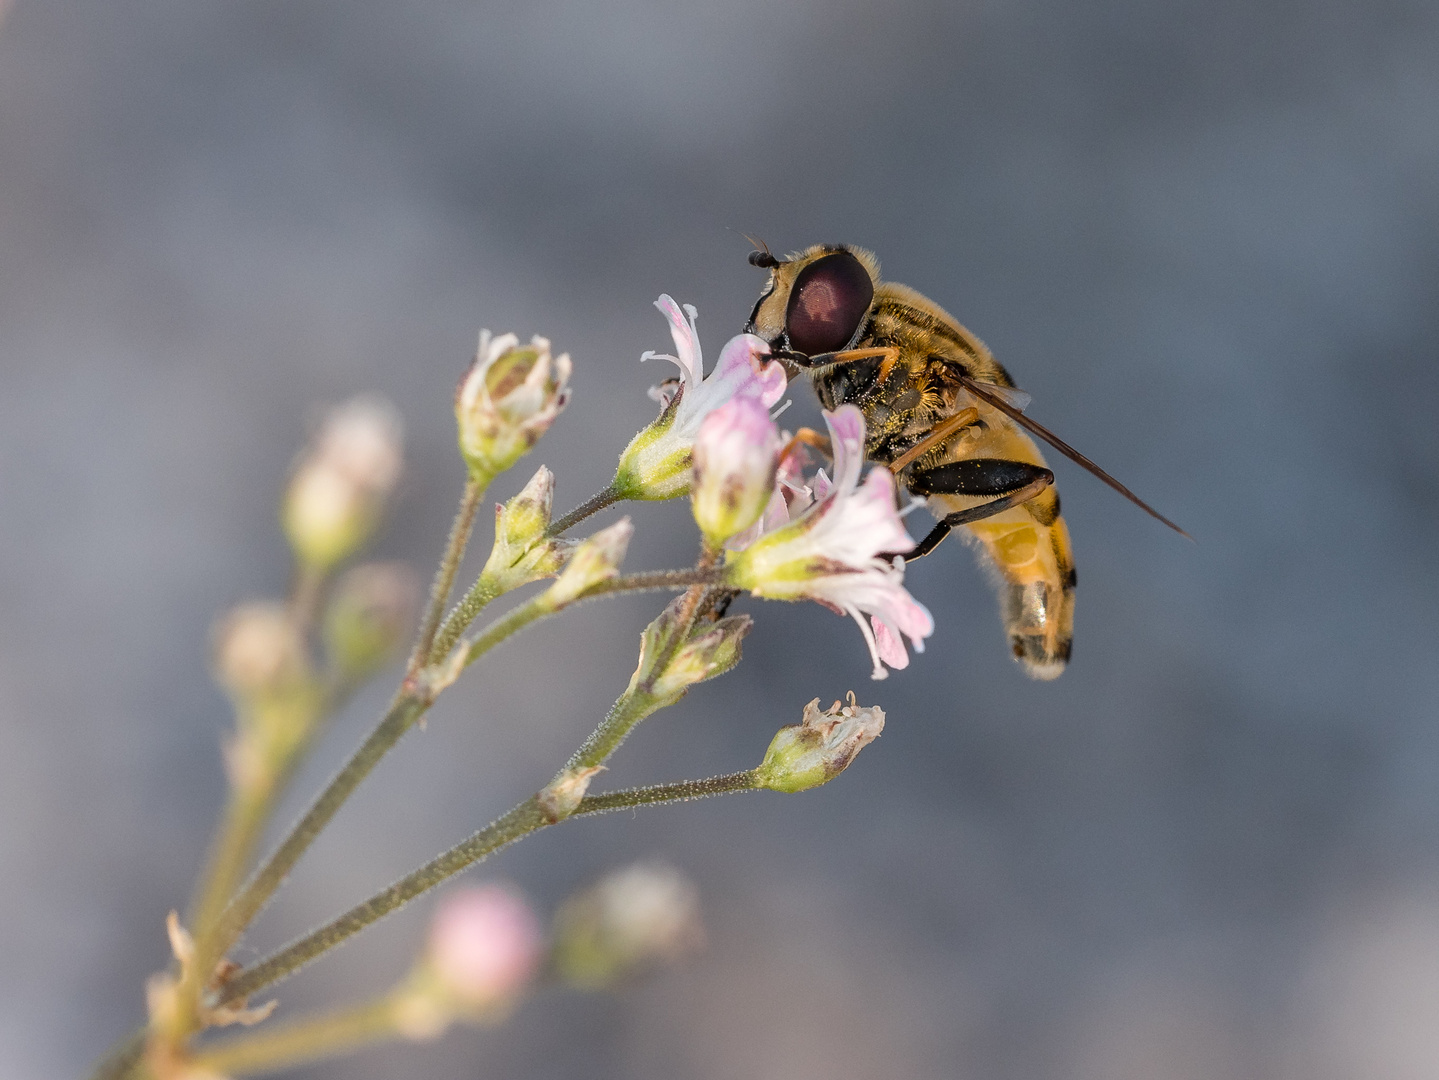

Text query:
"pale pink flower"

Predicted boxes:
[[613, 296, 788, 501], [725, 405, 934, 679], [427, 884, 543, 1008], [691, 396, 784, 545]]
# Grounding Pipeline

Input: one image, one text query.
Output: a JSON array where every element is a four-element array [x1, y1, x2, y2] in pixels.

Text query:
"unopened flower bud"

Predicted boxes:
[[212, 602, 310, 702], [538, 765, 604, 823], [754, 696, 885, 793], [481, 466, 577, 593], [282, 396, 404, 570], [323, 562, 421, 680], [631, 595, 751, 706], [456, 331, 571, 482], [553, 862, 704, 990], [543, 518, 632, 607], [690, 396, 782, 547], [398, 883, 544, 1036]]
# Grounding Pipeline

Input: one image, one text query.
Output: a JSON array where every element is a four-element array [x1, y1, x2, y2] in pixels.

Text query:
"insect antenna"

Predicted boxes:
[[957, 374, 1192, 540]]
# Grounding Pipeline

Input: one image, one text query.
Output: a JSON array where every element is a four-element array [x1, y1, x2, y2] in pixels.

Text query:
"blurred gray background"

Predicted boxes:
[[3, 1, 1438, 1077]]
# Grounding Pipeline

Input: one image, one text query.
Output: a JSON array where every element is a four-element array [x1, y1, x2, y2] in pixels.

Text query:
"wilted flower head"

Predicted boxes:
[[323, 562, 422, 680], [612, 296, 787, 502], [422, 884, 543, 1015], [212, 601, 310, 702], [481, 466, 578, 593], [724, 405, 934, 679], [754, 695, 886, 793], [283, 396, 404, 570], [690, 396, 784, 547], [456, 331, 571, 482], [553, 862, 704, 989]]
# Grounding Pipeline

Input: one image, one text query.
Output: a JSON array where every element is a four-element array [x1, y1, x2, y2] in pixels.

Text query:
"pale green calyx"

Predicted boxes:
[[755, 695, 886, 793], [542, 519, 633, 607], [481, 466, 577, 592], [612, 398, 692, 502]]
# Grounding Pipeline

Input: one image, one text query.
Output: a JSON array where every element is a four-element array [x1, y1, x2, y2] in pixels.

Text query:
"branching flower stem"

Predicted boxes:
[[215, 771, 759, 1009], [211, 571, 712, 968]]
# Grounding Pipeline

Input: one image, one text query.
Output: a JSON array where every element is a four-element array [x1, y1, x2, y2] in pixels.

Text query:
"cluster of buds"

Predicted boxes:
[[455, 331, 571, 483], [479, 466, 578, 594], [283, 397, 404, 571], [754, 695, 886, 793], [552, 862, 704, 989]]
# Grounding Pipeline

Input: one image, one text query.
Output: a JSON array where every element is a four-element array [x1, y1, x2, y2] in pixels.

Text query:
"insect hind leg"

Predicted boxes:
[[903, 459, 1053, 561]]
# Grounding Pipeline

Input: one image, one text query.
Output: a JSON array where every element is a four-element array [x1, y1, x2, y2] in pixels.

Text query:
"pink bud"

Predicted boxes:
[[427, 884, 543, 1007], [691, 396, 782, 545]]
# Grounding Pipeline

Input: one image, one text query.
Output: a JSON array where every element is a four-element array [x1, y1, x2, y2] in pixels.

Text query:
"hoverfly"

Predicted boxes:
[[744, 243, 1185, 680]]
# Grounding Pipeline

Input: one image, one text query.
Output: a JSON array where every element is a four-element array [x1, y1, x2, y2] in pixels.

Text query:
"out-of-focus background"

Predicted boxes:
[[3, 1, 1438, 1077]]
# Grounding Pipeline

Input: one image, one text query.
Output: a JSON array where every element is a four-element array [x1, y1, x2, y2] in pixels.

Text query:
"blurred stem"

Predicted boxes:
[[193, 995, 402, 1076], [287, 561, 326, 634], [406, 477, 485, 680], [85, 1029, 145, 1080], [546, 481, 621, 537], [573, 771, 760, 814]]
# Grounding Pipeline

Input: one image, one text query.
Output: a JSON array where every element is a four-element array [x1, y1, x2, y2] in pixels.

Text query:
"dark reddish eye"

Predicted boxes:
[[785, 252, 874, 356]]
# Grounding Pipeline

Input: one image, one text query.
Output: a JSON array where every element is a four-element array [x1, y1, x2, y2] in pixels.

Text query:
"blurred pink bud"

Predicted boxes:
[[690, 396, 783, 546], [427, 884, 543, 1009]]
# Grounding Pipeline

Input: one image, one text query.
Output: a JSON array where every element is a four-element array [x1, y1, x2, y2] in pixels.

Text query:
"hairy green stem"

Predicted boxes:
[[214, 692, 429, 964], [573, 771, 760, 814], [219, 798, 550, 1005], [406, 478, 485, 679], [428, 574, 503, 664], [194, 995, 402, 1076], [546, 481, 622, 537], [218, 769, 762, 1008]]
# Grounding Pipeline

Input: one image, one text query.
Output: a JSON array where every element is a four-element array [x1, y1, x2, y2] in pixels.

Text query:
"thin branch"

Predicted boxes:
[[193, 996, 401, 1076], [546, 482, 622, 538], [406, 478, 485, 679]]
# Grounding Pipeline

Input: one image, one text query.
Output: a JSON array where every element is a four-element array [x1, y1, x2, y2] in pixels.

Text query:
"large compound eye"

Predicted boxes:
[[784, 251, 874, 356]]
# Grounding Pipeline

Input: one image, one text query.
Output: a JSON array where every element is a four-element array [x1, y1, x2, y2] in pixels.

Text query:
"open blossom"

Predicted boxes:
[[612, 296, 787, 501], [725, 405, 934, 679], [456, 330, 571, 481]]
